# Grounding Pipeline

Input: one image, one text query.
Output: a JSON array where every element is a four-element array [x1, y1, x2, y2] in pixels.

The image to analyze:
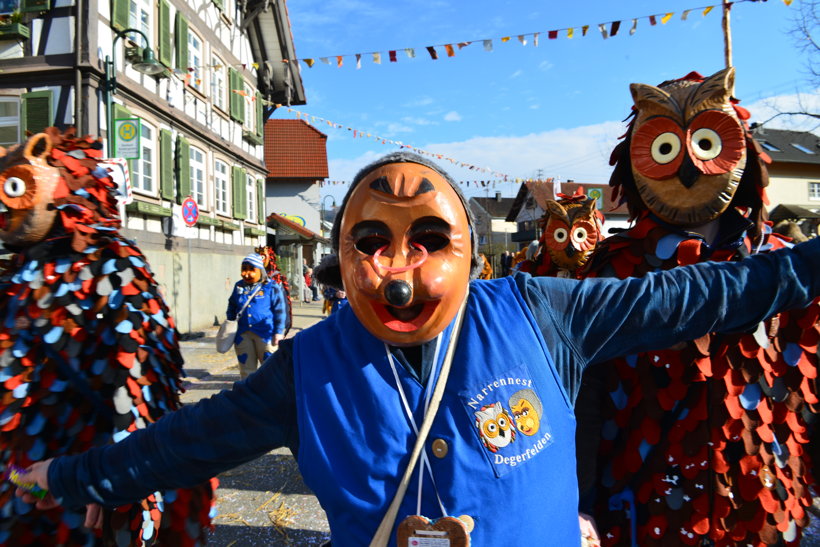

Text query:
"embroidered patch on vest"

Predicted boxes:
[[460, 364, 553, 478]]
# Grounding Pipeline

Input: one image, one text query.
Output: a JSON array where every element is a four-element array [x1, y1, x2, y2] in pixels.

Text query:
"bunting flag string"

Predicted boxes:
[[288, 0, 784, 70], [265, 103, 533, 183]]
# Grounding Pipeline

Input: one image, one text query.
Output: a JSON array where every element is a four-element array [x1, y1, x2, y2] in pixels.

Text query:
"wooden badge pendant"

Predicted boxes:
[[396, 515, 470, 546]]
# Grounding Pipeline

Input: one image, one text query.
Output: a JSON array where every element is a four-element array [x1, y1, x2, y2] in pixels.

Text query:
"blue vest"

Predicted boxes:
[[293, 277, 579, 546]]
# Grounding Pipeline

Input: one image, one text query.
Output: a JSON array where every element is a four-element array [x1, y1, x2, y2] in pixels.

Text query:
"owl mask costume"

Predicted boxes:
[[575, 68, 819, 546], [0, 129, 216, 545]]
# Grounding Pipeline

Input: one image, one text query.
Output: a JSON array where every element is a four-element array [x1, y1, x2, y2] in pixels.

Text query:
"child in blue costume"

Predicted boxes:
[[226, 252, 288, 379], [17, 152, 820, 547]]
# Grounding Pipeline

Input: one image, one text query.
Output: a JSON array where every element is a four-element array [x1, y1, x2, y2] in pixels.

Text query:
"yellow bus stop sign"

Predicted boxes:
[[114, 118, 141, 159]]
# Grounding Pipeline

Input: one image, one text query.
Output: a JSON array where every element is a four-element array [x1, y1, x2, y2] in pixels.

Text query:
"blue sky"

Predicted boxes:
[[274, 0, 819, 204]]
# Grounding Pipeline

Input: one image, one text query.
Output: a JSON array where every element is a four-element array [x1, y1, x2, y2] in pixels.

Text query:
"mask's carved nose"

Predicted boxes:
[[384, 279, 412, 307]]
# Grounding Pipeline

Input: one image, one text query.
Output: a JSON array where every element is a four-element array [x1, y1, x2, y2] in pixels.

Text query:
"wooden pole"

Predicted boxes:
[[722, 0, 733, 69]]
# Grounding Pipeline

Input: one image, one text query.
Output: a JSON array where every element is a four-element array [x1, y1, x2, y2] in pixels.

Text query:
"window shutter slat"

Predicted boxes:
[[176, 136, 190, 204], [255, 91, 263, 138], [175, 13, 188, 70], [231, 166, 242, 217], [236, 168, 247, 220], [257, 179, 264, 224], [160, 129, 174, 200], [111, 0, 129, 30], [158, 0, 172, 67], [21, 90, 53, 136]]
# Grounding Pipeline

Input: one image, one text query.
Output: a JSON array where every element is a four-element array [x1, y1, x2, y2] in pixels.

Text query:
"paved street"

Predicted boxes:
[[178, 300, 331, 546]]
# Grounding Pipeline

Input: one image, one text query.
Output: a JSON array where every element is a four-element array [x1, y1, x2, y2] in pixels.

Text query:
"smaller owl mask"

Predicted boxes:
[[334, 153, 478, 346], [628, 67, 746, 226], [542, 194, 602, 273]]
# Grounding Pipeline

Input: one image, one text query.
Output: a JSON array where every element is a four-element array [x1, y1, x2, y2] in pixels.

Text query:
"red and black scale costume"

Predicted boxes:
[[0, 128, 216, 546], [576, 99, 820, 545]]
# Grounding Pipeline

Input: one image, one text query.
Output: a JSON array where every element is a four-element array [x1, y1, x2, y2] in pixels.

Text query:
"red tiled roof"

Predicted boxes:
[[265, 119, 329, 179]]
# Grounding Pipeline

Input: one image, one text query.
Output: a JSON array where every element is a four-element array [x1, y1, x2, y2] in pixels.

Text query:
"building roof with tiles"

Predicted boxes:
[[265, 119, 329, 180]]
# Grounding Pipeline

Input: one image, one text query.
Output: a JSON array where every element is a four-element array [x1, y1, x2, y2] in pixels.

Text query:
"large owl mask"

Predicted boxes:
[[326, 153, 480, 346], [627, 68, 747, 226]]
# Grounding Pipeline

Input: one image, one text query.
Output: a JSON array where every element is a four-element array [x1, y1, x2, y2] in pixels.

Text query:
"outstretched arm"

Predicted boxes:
[[522, 237, 820, 400], [30, 340, 299, 509]]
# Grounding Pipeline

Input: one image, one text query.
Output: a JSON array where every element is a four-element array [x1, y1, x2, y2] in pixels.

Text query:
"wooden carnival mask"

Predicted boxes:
[[628, 67, 746, 226], [542, 196, 601, 272], [339, 161, 472, 346], [0, 133, 60, 248]]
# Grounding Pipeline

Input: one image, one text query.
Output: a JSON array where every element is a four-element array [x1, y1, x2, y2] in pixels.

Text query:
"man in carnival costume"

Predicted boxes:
[[14, 151, 820, 546]]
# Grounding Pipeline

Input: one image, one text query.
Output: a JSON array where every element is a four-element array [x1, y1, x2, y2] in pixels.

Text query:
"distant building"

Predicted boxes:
[[751, 126, 820, 238], [263, 118, 329, 295], [505, 179, 630, 246], [0, 0, 305, 331]]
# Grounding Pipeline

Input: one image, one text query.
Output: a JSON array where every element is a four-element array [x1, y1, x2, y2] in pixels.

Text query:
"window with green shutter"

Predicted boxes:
[[159, 129, 174, 200], [110, 0, 129, 30], [229, 69, 244, 124], [257, 179, 265, 223], [175, 136, 190, 204], [158, 0, 172, 67], [255, 91, 263, 139], [175, 13, 188, 71], [21, 90, 52, 136], [20, 0, 51, 13], [231, 166, 246, 219], [212, 0, 222, 10]]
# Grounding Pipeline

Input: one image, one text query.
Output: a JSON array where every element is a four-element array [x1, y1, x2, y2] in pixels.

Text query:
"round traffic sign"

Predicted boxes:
[[181, 197, 199, 227]]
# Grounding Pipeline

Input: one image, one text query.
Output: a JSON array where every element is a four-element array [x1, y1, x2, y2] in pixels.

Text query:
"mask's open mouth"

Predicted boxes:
[[371, 300, 438, 332]]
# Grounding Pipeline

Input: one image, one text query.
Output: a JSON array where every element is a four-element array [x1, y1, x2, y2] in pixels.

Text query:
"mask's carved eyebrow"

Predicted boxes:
[[351, 220, 390, 240], [409, 216, 450, 237], [368, 176, 435, 196]]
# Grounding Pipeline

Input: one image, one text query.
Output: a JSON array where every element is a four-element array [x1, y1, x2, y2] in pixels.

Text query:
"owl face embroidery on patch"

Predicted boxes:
[[628, 67, 746, 226], [475, 402, 516, 453]]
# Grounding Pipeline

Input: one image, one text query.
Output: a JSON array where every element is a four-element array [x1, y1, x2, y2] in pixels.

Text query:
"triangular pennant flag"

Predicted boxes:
[[483, 39, 493, 51], [548, 30, 557, 40], [252, 62, 259, 69], [598, 23, 608, 39], [782, 0, 793, 4], [567, 27, 574, 38], [518, 35, 527, 46], [389, 50, 397, 62], [443, 44, 454, 57], [320, 57, 331, 65], [610, 20, 621, 36], [372, 52, 381, 64], [533, 32, 540, 46], [649, 15, 657, 25], [426, 46, 438, 59], [501, 36, 511, 43], [303, 58, 315, 67], [661, 12, 673, 24], [457, 42, 471, 49], [702, 6, 714, 15], [336, 55, 343, 67], [582, 25, 590, 36], [356, 53, 362, 69], [630, 18, 638, 34], [681, 9, 690, 20], [405, 48, 416, 58]]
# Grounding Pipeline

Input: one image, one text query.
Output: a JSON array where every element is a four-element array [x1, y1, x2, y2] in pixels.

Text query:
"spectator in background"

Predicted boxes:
[[500, 250, 512, 276], [304, 267, 319, 302], [322, 286, 348, 316], [226, 253, 287, 379]]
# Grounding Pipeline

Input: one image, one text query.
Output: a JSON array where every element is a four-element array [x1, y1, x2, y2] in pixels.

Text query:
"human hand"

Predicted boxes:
[[13, 459, 59, 510], [274, 334, 284, 345], [84, 503, 104, 529], [579, 512, 600, 547]]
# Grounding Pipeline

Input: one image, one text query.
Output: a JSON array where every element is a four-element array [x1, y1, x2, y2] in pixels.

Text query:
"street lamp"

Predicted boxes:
[[320, 195, 337, 236], [102, 27, 165, 156]]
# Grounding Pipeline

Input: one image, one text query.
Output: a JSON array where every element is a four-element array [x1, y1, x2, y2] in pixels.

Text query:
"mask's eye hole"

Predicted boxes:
[[4, 177, 26, 198], [572, 227, 588, 244], [410, 233, 449, 253], [690, 128, 723, 160], [355, 236, 390, 255], [650, 132, 682, 164]]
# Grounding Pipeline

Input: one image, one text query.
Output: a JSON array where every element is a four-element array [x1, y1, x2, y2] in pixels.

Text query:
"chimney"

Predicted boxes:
[[495, 192, 501, 202]]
